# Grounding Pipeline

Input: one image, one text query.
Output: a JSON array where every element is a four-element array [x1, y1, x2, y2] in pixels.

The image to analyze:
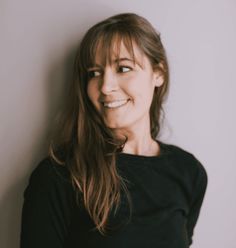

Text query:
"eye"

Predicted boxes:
[[87, 70, 101, 79], [117, 66, 132, 73]]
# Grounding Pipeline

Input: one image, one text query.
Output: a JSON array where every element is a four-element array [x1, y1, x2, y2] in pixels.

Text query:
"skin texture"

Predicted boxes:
[[87, 39, 164, 156]]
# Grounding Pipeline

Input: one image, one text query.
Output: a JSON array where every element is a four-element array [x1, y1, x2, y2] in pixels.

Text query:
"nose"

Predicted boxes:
[[100, 68, 119, 94]]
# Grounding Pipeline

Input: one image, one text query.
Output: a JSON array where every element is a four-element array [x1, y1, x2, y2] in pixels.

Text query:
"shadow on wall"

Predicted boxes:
[[0, 44, 78, 248]]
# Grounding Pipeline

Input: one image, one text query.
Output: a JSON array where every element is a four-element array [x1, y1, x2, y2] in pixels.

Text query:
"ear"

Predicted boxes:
[[153, 71, 164, 87], [154, 73, 164, 87], [153, 62, 164, 87]]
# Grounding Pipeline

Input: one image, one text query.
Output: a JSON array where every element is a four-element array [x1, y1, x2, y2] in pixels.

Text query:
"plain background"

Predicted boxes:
[[0, 0, 235, 247]]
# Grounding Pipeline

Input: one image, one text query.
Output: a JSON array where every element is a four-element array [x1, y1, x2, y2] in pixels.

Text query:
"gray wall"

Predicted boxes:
[[1, 0, 235, 247]]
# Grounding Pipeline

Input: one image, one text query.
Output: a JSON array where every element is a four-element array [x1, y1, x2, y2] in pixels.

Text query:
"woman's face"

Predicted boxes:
[[86, 39, 164, 130]]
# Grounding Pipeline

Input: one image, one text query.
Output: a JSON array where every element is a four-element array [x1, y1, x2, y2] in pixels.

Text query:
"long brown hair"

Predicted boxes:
[[48, 12, 169, 235]]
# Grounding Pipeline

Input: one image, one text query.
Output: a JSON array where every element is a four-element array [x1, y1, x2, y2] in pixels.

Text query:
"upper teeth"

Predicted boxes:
[[103, 99, 129, 108]]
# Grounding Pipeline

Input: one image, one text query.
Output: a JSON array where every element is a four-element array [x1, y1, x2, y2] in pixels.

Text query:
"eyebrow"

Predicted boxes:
[[114, 57, 135, 63], [89, 57, 143, 69]]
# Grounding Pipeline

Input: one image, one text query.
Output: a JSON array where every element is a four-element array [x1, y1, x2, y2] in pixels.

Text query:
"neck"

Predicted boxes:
[[112, 116, 160, 156], [121, 137, 160, 156]]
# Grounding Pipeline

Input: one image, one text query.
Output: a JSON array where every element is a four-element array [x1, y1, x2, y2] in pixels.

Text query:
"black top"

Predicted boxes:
[[20, 141, 208, 248]]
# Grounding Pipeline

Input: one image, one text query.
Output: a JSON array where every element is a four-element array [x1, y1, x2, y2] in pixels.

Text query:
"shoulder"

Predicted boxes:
[[31, 156, 70, 182], [161, 142, 208, 205], [24, 156, 73, 199], [160, 140, 196, 160], [160, 141, 208, 182]]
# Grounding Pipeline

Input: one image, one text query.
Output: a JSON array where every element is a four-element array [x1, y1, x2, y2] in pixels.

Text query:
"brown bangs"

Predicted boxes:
[[84, 30, 143, 70]]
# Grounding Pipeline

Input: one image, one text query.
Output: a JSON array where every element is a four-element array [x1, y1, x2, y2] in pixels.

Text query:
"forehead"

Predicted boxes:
[[92, 35, 146, 68]]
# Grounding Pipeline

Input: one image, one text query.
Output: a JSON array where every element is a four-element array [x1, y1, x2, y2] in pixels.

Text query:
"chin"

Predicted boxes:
[[105, 122, 123, 129], [103, 120, 125, 129], [105, 119, 136, 131]]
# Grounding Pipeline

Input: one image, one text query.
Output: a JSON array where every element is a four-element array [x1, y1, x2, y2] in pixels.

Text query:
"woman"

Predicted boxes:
[[20, 12, 208, 248]]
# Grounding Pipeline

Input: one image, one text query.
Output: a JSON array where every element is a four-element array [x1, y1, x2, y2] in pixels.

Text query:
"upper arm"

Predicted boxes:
[[20, 159, 75, 248], [186, 156, 208, 246]]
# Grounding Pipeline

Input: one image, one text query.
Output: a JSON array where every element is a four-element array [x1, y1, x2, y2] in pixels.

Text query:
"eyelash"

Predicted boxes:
[[87, 66, 132, 79]]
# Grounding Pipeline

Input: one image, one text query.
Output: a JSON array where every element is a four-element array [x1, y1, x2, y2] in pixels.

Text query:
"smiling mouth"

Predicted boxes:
[[102, 99, 130, 109]]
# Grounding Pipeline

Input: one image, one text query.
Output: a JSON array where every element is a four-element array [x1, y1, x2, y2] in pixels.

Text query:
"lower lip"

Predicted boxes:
[[103, 100, 130, 110]]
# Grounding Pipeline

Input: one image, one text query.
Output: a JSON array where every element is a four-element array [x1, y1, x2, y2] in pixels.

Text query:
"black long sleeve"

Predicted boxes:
[[20, 141, 208, 248], [20, 158, 75, 248], [186, 157, 208, 245]]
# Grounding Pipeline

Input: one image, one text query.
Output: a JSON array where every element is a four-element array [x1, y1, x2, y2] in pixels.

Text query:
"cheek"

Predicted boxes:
[[128, 78, 153, 101]]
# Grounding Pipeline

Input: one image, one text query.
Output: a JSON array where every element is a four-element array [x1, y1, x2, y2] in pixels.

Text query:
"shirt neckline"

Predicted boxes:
[[116, 139, 171, 160]]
